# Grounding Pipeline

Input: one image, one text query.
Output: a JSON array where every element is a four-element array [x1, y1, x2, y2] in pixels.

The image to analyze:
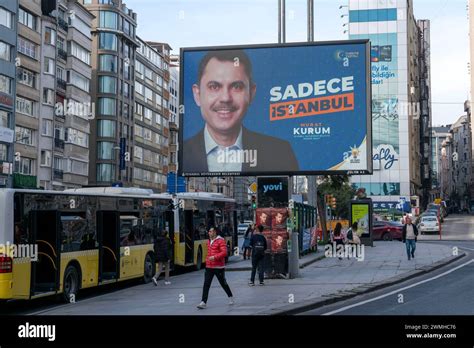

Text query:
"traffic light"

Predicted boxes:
[[331, 197, 337, 209], [251, 195, 257, 209]]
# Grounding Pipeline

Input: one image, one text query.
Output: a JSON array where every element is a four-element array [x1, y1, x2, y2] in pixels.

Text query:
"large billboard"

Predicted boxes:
[[179, 40, 372, 177]]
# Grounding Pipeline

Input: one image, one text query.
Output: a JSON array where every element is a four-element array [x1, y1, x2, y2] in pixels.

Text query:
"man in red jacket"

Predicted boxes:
[[197, 227, 234, 309]]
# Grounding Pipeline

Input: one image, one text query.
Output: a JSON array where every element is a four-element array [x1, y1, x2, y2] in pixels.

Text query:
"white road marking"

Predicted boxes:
[[322, 259, 474, 315]]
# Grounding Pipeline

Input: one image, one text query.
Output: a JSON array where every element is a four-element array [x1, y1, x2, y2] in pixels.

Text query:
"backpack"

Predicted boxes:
[[346, 228, 353, 241], [253, 235, 266, 255]]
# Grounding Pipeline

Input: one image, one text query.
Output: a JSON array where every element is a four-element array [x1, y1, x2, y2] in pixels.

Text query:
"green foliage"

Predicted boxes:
[[318, 175, 356, 219]]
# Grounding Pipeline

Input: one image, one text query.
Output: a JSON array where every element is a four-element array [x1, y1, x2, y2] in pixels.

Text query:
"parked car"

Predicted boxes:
[[373, 221, 403, 241], [418, 216, 440, 234]]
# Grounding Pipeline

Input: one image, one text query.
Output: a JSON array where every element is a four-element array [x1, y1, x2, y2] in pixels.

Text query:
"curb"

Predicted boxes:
[[260, 252, 467, 315], [226, 253, 326, 272]]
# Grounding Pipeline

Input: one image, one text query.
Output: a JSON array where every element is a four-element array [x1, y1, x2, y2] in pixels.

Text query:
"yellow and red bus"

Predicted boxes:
[[0, 188, 236, 302]]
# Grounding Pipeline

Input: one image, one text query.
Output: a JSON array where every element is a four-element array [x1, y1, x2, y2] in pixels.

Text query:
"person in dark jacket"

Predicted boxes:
[[402, 216, 419, 260], [152, 230, 172, 285], [248, 225, 268, 286], [242, 224, 254, 260]]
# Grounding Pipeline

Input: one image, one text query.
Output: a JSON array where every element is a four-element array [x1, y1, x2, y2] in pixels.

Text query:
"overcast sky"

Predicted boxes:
[[131, 0, 470, 126]]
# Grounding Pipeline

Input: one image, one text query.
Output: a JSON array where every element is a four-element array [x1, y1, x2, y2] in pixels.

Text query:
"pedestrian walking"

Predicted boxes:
[[242, 224, 254, 260], [402, 216, 418, 260], [345, 222, 361, 258], [248, 225, 267, 286], [197, 227, 234, 309], [331, 222, 345, 260], [152, 230, 171, 286]]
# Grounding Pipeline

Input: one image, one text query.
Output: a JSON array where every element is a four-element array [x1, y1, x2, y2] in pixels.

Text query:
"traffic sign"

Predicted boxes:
[[249, 182, 257, 194]]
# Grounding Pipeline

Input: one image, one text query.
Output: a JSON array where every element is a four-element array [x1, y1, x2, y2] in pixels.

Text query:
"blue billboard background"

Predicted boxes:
[[181, 41, 370, 175]]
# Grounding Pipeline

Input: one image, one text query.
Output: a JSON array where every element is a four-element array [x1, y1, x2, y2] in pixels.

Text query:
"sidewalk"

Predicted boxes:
[[37, 242, 463, 316]]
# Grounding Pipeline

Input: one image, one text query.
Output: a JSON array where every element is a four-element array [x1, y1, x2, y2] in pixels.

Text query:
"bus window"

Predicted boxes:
[[193, 210, 207, 240], [120, 215, 140, 246], [61, 214, 88, 252]]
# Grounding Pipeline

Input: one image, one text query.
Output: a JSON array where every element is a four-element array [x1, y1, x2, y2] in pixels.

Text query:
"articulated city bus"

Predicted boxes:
[[0, 188, 236, 302]]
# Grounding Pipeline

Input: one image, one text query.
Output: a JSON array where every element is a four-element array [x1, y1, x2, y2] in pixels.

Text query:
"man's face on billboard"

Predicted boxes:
[[276, 213, 283, 224], [260, 213, 267, 224], [193, 57, 256, 138]]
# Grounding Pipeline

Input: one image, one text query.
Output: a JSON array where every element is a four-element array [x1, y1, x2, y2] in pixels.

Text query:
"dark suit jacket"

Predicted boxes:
[[183, 127, 299, 173], [402, 224, 419, 242]]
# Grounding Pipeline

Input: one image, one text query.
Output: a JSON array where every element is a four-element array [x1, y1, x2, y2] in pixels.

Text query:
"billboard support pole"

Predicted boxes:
[[307, 0, 314, 42], [278, 0, 281, 43]]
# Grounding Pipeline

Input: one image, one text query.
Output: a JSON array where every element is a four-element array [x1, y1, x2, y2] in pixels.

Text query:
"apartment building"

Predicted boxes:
[[0, 0, 17, 188]]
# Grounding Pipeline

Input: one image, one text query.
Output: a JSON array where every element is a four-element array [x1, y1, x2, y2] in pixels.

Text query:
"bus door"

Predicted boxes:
[[97, 211, 120, 281], [184, 210, 194, 264], [164, 210, 175, 267], [29, 210, 60, 295]]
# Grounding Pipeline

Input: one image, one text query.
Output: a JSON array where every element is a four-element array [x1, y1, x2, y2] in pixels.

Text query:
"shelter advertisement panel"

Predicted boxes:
[[180, 40, 372, 177]]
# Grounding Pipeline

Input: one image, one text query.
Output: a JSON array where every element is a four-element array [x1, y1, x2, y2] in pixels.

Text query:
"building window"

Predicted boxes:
[[0, 143, 7, 161], [135, 81, 144, 95], [145, 87, 153, 103], [123, 82, 130, 98], [135, 102, 143, 119], [65, 128, 88, 147], [44, 57, 55, 75], [143, 128, 152, 141], [0, 41, 11, 61], [55, 125, 64, 140], [97, 163, 114, 182], [45, 27, 56, 46], [145, 67, 153, 81], [0, 7, 13, 29], [42, 119, 53, 136], [14, 157, 34, 175], [17, 67, 36, 87], [99, 33, 117, 51], [135, 124, 143, 138], [57, 36, 65, 51], [53, 156, 63, 170], [99, 11, 118, 29], [99, 54, 117, 72], [16, 97, 34, 117], [18, 37, 37, 59], [135, 60, 144, 78], [69, 41, 91, 65], [123, 18, 131, 35], [134, 145, 143, 163], [57, 66, 64, 81], [69, 16, 91, 38], [97, 120, 116, 137], [123, 60, 130, 80], [42, 88, 54, 105], [0, 74, 12, 95], [66, 159, 88, 175], [15, 126, 34, 145], [99, 76, 117, 94], [40, 150, 52, 166], [98, 97, 116, 116], [0, 110, 9, 128], [68, 71, 90, 92], [19, 7, 37, 31]]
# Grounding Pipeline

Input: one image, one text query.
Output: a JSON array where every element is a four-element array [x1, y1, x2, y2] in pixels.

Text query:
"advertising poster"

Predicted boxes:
[[272, 231, 289, 253], [351, 204, 370, 237], [256, 208, 272, 230], [180, 40, 372, 177], [271, 207, 288, 230], [255, 208, 290, 254], [351, 33, 400, 175], [257, 176, 289, 208]]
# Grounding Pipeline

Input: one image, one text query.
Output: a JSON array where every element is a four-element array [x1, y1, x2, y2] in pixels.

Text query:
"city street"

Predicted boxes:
[[2, 214, 471, 316], [418, 214, 474, 241], [300, 241, 474, 315]]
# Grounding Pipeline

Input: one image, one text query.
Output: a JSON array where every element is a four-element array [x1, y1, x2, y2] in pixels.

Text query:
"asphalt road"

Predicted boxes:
[[300, 240, 474, 315], [418, 214, 474, 241]]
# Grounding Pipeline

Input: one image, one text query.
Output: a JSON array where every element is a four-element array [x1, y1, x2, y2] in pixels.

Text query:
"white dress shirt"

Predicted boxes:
[[204, 125, 243, 172]]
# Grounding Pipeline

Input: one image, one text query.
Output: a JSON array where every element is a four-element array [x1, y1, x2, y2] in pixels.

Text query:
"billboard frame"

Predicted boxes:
[[178, 39, 373, 177]]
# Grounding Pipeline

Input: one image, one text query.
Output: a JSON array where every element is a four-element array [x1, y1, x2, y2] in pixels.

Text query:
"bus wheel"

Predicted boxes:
[[195, 248, 202, 271], [63, 265, 79, 303], [143, 253, 154, 283]]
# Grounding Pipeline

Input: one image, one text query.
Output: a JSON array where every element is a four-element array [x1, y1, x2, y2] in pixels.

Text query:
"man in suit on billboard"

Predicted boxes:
[[183, 49, 299, 173]]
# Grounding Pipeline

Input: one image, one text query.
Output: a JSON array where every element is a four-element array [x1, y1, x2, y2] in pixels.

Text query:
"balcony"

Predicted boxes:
[[13, 173, 37, 189], [57, 78, 67, 91], [55, 138, 65, 150], [57, 48, 67, 61], [53, 169, 64, 180], [58, 17, 68, 32]]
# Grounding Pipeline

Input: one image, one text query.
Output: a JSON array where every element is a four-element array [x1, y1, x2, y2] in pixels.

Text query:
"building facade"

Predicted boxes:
[[347, 0, 432, 213], [83, 0, 138, 187], [0, 0, 17, 188], [430, 125, 450, 200], [133, 38, 169, 191], [38, 0, 93, 190], [14, 0, 43, 189]]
